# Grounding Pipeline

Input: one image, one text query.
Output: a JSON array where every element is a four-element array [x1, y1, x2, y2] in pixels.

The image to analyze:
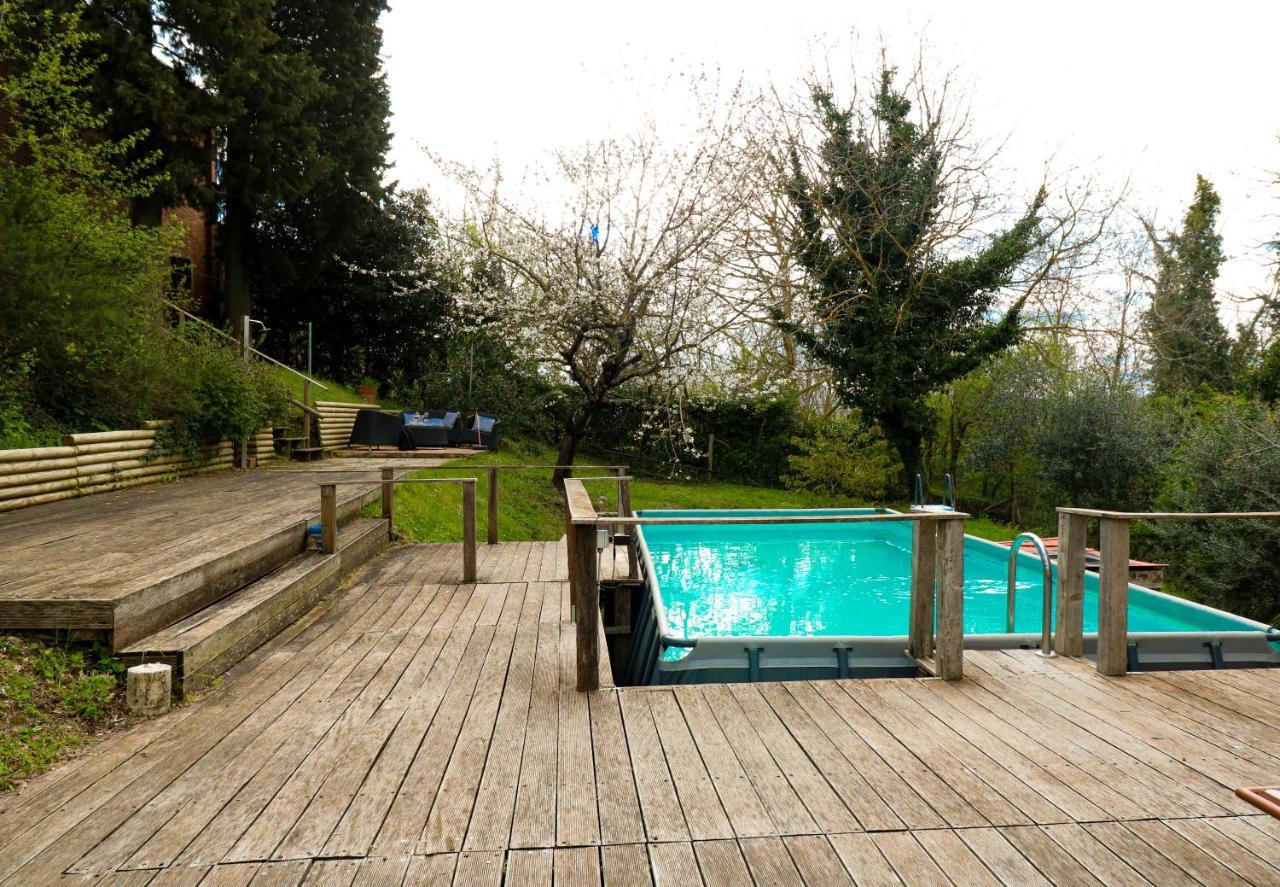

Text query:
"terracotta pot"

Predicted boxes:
[[356, 384, 377, 404]]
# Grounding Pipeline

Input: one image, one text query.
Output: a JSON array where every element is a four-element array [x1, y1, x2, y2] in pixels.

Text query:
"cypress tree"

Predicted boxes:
[[784, 69, 1045, 488], [1143, 176, 1232, 395]]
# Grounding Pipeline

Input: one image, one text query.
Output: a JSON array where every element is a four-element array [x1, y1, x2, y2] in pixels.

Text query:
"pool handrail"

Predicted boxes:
[[1005, 532, 1056, 658]]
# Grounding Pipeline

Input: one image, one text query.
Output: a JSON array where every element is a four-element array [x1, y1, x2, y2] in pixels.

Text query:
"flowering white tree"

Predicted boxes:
[[450, 115, 753, 485]]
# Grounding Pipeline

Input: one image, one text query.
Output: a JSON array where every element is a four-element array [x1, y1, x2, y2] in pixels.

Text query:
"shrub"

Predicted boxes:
[[1148, 398, 1280, 625], [785, 414, 898, 500]]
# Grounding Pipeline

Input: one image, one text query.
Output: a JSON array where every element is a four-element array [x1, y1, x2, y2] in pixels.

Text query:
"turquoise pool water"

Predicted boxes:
[[639, 509, 1267, 642]]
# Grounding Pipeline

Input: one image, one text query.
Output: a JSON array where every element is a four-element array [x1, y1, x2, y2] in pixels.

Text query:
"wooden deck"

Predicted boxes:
[[0, 459, 452, 646], [2, 541, 1279, 885]]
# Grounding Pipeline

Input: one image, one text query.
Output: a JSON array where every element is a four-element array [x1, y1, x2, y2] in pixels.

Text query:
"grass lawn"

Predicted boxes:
[[384, 438, 1024, 543], [0, 636, 132, 792]]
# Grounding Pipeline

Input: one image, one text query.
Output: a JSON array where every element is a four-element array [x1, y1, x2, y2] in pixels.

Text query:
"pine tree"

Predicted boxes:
[[784, 69, 1045, 488], [1143, 176, 1232, 395], [251, 0, 398, 371], [74, 0, 216, 225]]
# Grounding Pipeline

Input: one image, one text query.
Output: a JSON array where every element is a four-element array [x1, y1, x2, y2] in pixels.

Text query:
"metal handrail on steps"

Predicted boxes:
[[1006, 531, 1056, 658]]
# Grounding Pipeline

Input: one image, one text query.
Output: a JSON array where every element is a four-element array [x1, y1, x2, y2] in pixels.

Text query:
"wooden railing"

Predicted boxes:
[[1057, 507, 1280, 676], [564, 477, 970, 691], [406, 464, 627, 545], [320, 473, 477, 580]]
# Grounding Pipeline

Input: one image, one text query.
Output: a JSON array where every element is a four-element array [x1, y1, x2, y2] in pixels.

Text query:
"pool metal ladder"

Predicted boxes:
[[1006, 532, 1057, 658]]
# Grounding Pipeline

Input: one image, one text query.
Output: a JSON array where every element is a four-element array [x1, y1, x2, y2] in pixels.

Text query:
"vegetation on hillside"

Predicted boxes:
[[0, 636, 129, 793], [0, 2, 289, 450]]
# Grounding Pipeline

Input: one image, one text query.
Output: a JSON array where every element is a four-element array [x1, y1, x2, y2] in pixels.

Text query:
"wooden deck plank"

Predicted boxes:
[[827, 833, 904, 887], [647, 842, 702, 887], [783, 835, 856, 885], [1079, 822, 1199, 887], [691, 839, 752, 887], [599, 844, 652, 887], [669, 687, 776, 839], [1122, 820, 1250, 886], [555, 616, 601, 847], [419, 585, 528, 853], [459, 583, 546, 851], [618, 689, 691, 843], [1163, 817, 1280, 886], [504, 849, 552, 886], [507, 619, 562, 849], [644, 691, 734, 841], [725, 683, 860, 833], [837, 682, 1032, 827], [757, 682, 904, 831], [698, 684, 819, 835], [587, 690, 646, 845], [553, 846, 601, 887], [737, 836, 805, 886]]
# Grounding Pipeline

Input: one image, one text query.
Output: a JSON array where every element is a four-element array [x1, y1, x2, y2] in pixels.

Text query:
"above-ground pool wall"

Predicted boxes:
[[627, 512, 1280, 686]]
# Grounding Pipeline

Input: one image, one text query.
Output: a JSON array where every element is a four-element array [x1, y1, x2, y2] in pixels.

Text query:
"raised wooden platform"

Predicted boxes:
[[1, 541, 1278, 885], [0, 463, 402, 649]]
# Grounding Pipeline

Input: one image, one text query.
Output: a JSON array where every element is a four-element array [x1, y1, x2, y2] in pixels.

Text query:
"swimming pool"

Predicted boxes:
[[621, 508, 1280, 684]]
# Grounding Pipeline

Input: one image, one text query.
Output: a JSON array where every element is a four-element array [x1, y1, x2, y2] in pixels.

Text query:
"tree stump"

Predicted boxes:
[[126, 663, 172, 716]]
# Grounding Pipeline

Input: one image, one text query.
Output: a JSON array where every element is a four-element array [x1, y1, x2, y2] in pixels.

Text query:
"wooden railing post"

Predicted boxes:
[[908, 518, 938, 660], [1056, 510, 1087, 657], [381, 467, 394, 527], [1096, 517, 1130, 676], [935, 518, 965, 680], [462, 479, 477, 582], [302, 378, 313, 444], [618, 472, 638, 581], [571, 518, 600, 691], [320, 483, 336, 555], [487, 467, 499, 545]]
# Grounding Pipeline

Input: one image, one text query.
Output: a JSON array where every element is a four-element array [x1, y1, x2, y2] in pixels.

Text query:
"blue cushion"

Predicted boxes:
[[442, 411, 460, 427], [475, 415, 496, 433]]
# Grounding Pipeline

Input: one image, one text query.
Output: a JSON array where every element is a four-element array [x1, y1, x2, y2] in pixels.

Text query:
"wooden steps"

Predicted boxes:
[[121, 518, 389, 696]]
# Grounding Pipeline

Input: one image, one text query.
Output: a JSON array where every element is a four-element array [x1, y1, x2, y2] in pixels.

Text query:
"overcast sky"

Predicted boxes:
[[381, 0, 1280, 304]]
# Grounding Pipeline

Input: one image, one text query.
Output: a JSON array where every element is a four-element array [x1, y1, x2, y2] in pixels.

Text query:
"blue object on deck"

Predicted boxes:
[[306, 522, 323, 551]]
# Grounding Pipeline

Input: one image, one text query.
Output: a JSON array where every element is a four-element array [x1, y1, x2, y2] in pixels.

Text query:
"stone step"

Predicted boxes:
[[121, 517, 389, 696]]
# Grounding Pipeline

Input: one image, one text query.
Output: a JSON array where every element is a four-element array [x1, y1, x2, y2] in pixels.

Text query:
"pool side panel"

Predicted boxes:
[[632, 509, 1280, 685]]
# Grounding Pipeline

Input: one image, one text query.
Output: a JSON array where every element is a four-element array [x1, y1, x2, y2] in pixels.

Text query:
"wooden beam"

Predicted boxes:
[[935, 518, 965, 680], [1056, 511, 1087, 657], [1097, 517, 1130, 676], [617, 474, 638, 581], [909, 519, 938, 660], [462, 480, 477, 582], [381, 467, 394, 528], [1057, 507, 1280, 521], [487, 467, 499, 545], [320, 483, 337, 555], [571, 520, 601, 691]]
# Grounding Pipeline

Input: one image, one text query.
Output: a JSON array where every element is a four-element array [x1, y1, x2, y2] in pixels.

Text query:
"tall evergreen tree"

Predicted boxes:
[[784, 69, 1045, 487], [251, 0, 398, 373], [74, 0, 215, 225], [1143, 175, 1232, 395]]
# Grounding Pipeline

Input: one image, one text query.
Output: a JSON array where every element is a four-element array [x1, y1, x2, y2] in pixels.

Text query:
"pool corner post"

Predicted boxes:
[[1056, 510, 1087, 657], [935, 517, 965, 680], [571, 518, 601, 691], [1096, 517, 1131, 676], [909, 518, 938, 660]]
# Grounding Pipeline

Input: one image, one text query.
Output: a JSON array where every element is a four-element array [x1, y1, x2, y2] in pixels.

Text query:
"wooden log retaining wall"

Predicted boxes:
[[316, 400, 374, 450], [0, 426, 239, 513]]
